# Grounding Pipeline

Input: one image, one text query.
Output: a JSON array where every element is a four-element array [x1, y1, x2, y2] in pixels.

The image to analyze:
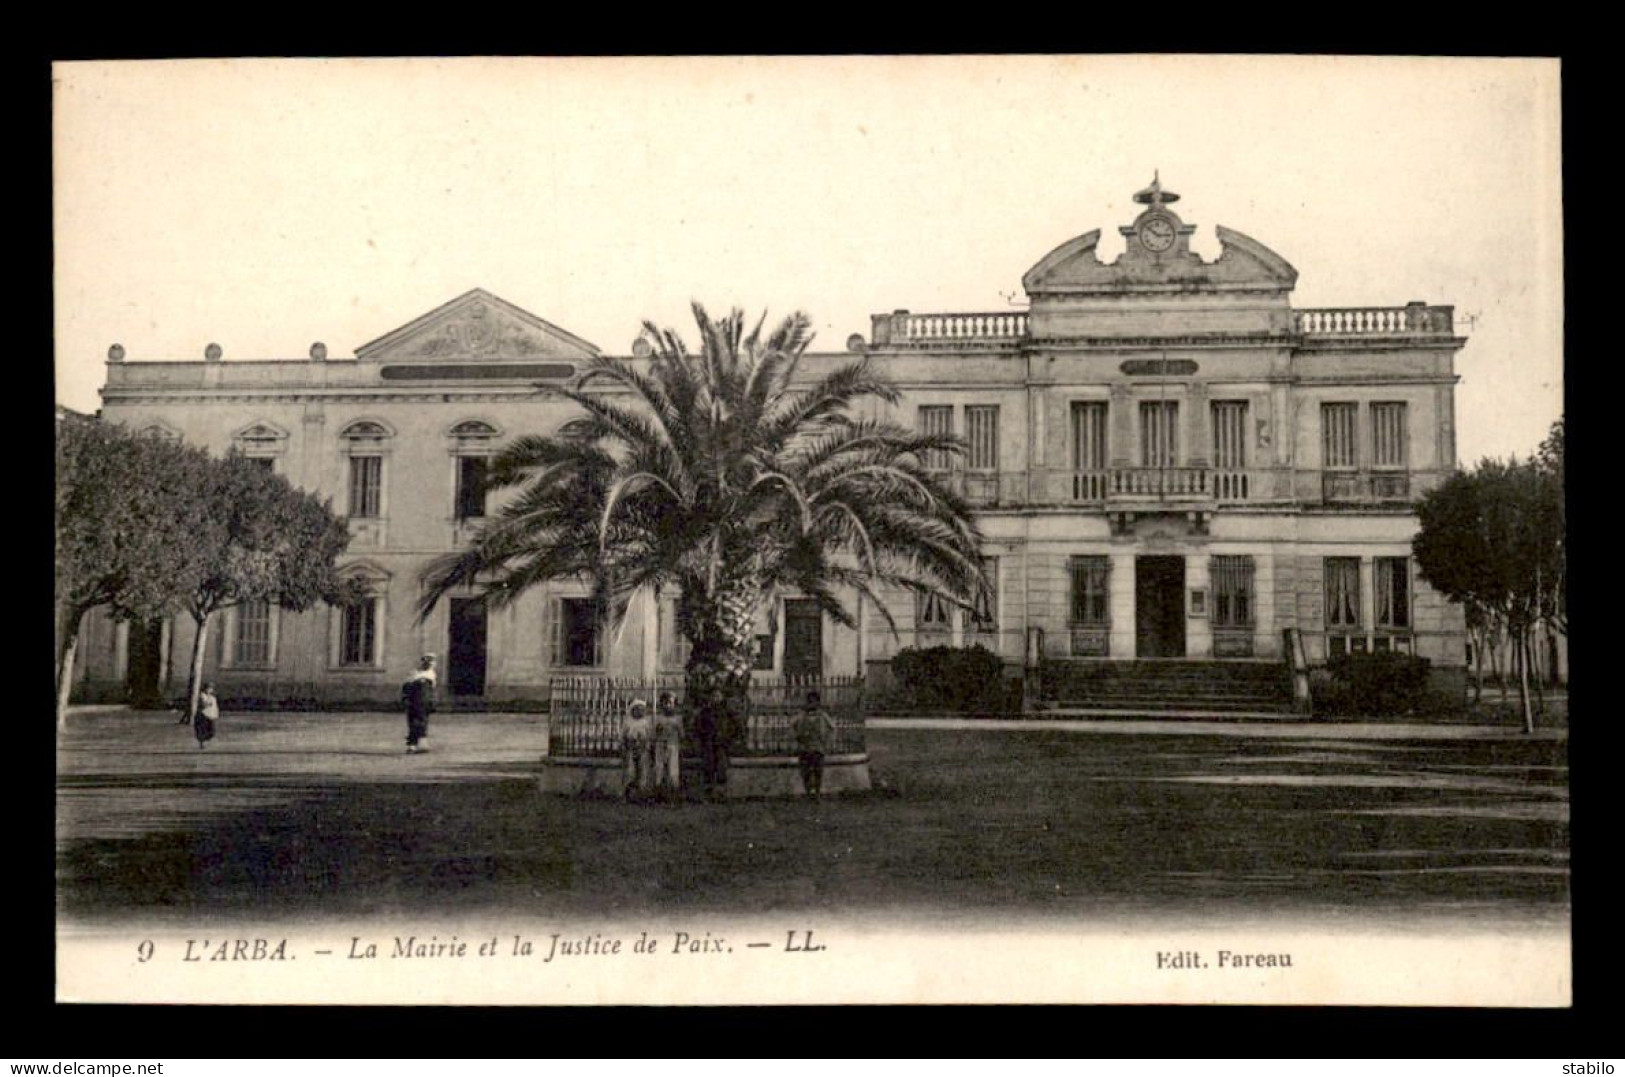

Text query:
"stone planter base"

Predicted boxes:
[[538, 753, 872, 798]]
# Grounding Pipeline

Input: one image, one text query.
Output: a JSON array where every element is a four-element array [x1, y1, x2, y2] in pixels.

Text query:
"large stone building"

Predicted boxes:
[[69, 179, 1468, 706]]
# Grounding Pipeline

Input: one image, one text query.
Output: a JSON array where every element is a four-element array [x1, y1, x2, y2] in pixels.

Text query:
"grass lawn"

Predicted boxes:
[[56, 710, 1568, 926]]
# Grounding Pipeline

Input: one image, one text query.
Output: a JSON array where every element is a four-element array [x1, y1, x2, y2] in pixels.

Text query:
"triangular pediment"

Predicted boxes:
[[355, 289, 602, 361]]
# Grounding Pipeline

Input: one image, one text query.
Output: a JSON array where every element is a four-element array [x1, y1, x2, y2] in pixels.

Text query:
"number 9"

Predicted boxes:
[[136, 940, 154, 963]]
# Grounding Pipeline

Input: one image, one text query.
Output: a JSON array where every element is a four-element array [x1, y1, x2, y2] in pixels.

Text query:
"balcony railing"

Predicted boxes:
[[1294, 304, 1454, 336], [1062, 467, 1265, 504], [925, 470, 1025, 507], [1321, 470, 1412, 503], [871, 310, 1028, 347], [913, 467, 1416, 507], [1110, 466, 1211, 499]]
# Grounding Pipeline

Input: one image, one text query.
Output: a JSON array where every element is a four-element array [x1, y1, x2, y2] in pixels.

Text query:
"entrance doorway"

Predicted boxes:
[[1135, 556, 1186, 658], [448, 597, 488, 696], [125, 618, 165, 705], [783, 599, 823, 677]]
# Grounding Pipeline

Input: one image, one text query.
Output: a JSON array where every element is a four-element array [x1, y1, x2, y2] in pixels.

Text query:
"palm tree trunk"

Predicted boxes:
[[685, 584, 762, 794], [56, 604, 86, 731]]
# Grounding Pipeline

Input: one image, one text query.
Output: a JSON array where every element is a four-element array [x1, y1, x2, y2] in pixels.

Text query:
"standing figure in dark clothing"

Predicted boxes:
[[696, 698, 733, 800], [793, 690, 837, 797], [194, 683, 219, 750], [402, 653, 437, 754]]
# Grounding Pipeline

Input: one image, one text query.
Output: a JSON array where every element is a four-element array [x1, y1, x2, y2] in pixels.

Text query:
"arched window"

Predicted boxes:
[[232, 421, 289, 473], [137, 421, 182, 441], [330, 562, 391, 670], [447, 420, 501, 522], [339, 420, 394, 519]]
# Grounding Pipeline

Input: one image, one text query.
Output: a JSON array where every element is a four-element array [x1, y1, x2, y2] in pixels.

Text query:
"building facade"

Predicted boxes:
[[70, 180, 1468, 705]]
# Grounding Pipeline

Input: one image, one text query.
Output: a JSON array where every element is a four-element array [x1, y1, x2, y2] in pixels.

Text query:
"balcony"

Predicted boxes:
[[926, 470, 1026, 507], [870, 310, 1028, 347], [1321, 470, 1412, 504], [1294, 304, 1454, 337]]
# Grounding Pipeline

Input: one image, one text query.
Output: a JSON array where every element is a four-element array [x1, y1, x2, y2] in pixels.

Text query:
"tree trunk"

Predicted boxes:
[[56, 605, 86, 731], [1515, 627, 1534, 735], [185, 611, 212, 725], [684, 582, 763, 796], [1529, 633, 1546, 716], [1489, 626, 1507, 704], [1469, 625, 1484, 704]]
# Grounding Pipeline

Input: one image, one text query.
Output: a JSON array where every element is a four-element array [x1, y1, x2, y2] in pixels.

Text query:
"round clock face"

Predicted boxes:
[[1139, 216, 1176, 252]]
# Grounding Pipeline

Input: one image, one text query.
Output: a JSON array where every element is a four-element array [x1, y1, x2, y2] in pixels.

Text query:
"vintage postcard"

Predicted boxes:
[[53, 55, 1566, 1007]]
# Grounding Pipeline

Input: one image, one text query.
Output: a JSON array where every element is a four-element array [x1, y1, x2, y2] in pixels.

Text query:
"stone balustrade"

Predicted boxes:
[[871, 310, 1028, 346], [1294, 304, 1454, 336], [1321, 470, 1412, 503], [1111, 466, 1211, 498]]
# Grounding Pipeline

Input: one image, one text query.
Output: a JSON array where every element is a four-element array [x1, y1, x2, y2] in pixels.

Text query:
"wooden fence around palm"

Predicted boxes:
[[547, 675, 865, 757]]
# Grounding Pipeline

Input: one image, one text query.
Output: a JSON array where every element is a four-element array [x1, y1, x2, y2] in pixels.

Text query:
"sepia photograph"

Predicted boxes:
[[52, 55, 1566, 1007]]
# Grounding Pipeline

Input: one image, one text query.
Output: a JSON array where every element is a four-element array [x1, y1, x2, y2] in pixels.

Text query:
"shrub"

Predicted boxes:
[[890, 644, 1011, 712], [1315, 652, 1432, 716]]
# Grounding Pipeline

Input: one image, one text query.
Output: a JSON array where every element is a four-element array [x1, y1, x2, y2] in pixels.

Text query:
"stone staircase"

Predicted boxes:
[[1039, 659, 1295, 715]]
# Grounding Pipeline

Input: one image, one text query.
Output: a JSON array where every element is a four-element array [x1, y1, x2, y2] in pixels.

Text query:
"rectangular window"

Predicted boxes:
[[1070, 401, 1109, 500], [916, 590, 954, 633], [1140, 401, 1179, 468], [455, 456, 488, 520], [659, 598, 693, 670], [965, 406, 999, 472], [1376, 557, 1410, 629], [1322, 403, 1359, 469], [348, 455, 382, 518], [1324, 557, 1361, 629], [233, 599, 274, 667], [1211, 401, 1249, 469], [1069, 556, 1111, 626], [917, 405, 954, 471], [553, 598, 603, 668], [969, 556, 998, 632], [1371, 403, 1408, 469], [1211, 556, 1255, 628], [250, 457, 276, 473], [340, 599, 377, 667]]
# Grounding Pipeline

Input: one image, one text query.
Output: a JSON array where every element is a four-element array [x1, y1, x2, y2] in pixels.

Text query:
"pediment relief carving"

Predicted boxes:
[[356, 289, 601, 362], [1023, 224, 1297, 296]]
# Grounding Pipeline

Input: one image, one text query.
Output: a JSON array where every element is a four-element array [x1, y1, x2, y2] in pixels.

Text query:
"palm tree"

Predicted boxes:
[[418, 303, 986, 754]]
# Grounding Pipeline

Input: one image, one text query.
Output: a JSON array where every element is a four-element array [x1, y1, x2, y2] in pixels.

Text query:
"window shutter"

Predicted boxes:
[[547, 597, 562, 667]]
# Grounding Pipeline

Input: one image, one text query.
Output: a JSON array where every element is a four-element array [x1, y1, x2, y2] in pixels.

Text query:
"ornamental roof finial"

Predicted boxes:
[[1133, 170, 1180, 207]]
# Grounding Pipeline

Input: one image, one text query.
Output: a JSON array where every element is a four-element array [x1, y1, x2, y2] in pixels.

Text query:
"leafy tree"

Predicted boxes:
[[175, 452, 356, 722], [419, 304, 986, 781], [55, 417, 213, 728], [1415, 454, 1563, 732], [1535, 417, 1565, 639]]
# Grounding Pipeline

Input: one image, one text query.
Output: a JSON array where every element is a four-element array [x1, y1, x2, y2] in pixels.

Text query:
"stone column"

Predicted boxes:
[[640, 588, 659, 682], [159, 617, 173, 693], [1254, 551, 1277, 658], [113, 620, 129, 683], [1110, 384, 1133, 469], [855, 591, 868, 678], [1110, 552, 1136, 658], [1187, 382, 1210, 468], [1359, 555, 1376, 653], [1186, 552, 1211, 658], [1437, 384, 1455, 471]]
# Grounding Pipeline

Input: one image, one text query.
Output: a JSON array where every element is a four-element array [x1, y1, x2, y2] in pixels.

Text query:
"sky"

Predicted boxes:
[[52, 56, 1563, 464]]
